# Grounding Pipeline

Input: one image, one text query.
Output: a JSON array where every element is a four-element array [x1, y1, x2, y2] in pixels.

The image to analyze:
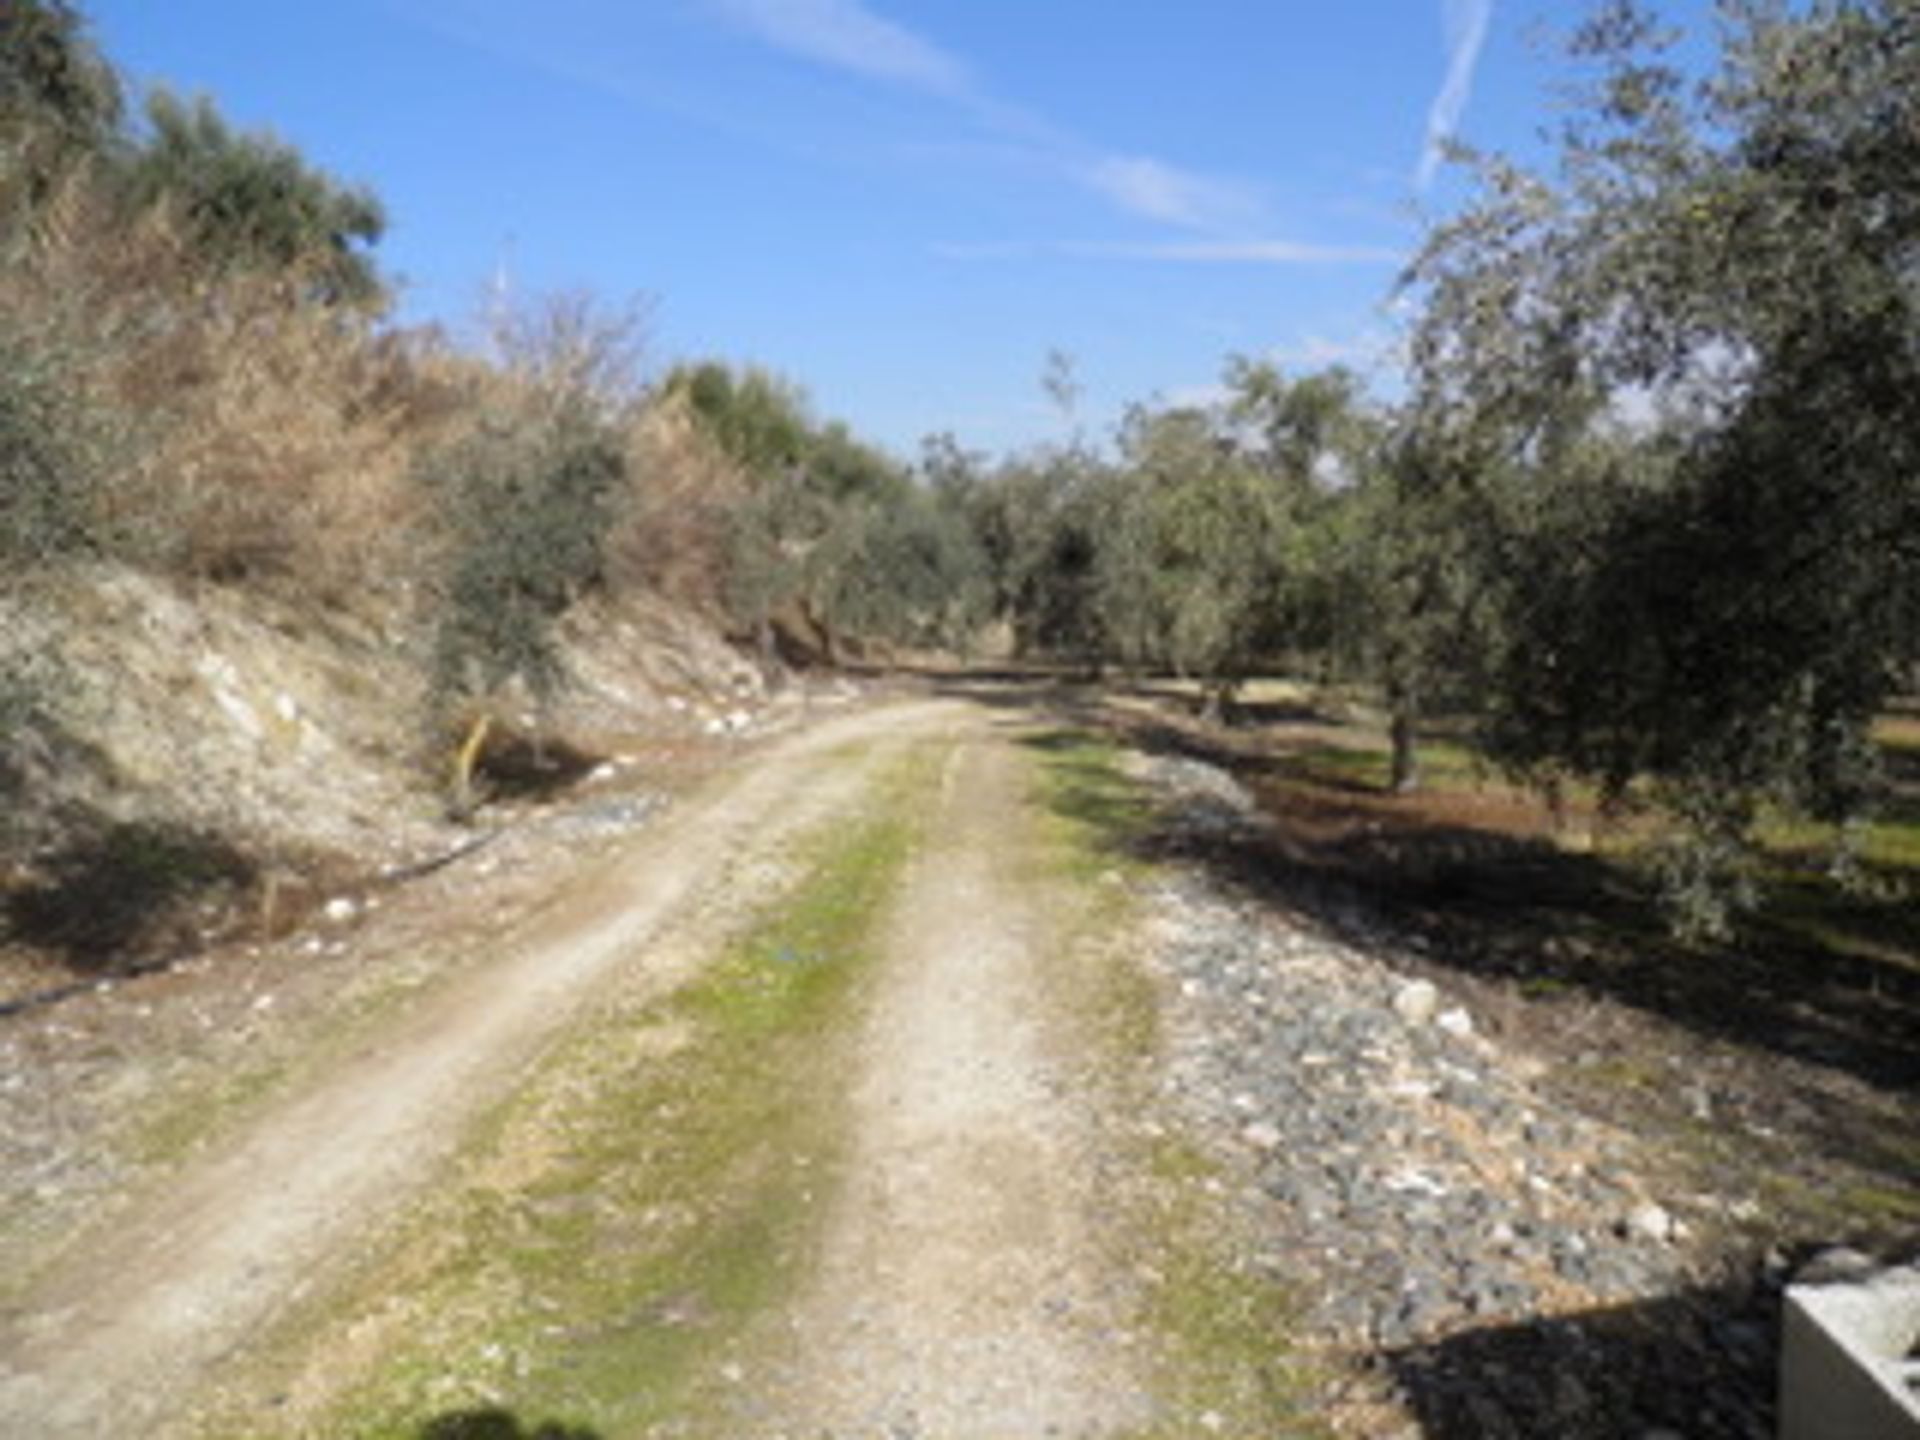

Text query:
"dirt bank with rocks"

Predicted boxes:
[[1129, 746, 1793, 1438]]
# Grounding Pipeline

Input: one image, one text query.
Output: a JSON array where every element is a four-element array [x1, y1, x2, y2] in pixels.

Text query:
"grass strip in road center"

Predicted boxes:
[[191, 746, 937, 1440]]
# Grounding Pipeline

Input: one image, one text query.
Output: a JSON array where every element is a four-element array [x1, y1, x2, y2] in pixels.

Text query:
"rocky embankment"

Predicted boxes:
[[1132, 751, 1779, 1439]]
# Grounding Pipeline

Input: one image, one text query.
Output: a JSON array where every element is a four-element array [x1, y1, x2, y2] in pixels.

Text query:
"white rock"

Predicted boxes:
[[1436, 1006, 1475, 1038], [725, 709, 752, 732], [321, 897, 359, 926], [1241, 1121, 1283, 1152], [1383, 1168, 1449, 1198], [589, 762, 618, 783], [1628, 1202, 1675, 1244], [1392, 979, 1440, 1026], [1795, 1245, 1878, 1284]]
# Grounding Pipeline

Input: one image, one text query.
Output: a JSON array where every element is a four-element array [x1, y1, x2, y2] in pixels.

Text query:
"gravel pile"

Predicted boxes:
[[1147, 876, 1688, 1335], [1131, 751, 1779, 1438]]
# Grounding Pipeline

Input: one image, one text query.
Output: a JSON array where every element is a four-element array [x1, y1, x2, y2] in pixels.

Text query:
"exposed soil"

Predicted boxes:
[[0, 694, 956, 1436]]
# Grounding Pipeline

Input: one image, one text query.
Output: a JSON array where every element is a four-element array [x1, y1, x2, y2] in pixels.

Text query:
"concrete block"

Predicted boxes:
[[1780, 1265, 1920, 1439]]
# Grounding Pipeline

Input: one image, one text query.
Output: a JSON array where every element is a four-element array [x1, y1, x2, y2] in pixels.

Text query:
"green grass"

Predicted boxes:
[[1756, 871, 1920, 972], [1756, 807, 1920, 875], [1133, 1139, 1322, 1437], [126, 1055, 292, 1168], [1274, 708, 1920, 971], [1022, 728, 1155, 887], [1756, 1163, 1920, 1240], [194, 752, 934, 1440], [1279, 735, 1485, 795]]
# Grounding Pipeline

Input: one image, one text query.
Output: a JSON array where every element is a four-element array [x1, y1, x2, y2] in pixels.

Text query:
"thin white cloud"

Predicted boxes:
[[699, 0, 1427, 267], [1417, 0, 1493, 191], [706, 0, 1284, 237], [1067, 239, 1404, 266], [934, 238, 1401, 267], [1083, 155, 1264, 232], [708, 0, 972, 97]]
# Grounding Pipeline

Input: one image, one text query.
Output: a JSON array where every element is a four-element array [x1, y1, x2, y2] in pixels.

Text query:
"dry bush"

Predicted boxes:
[[608, 390, 750, 614], [5, 181, 746, 642], [487, 289, 647, 409], [110, 279, 421, 602], [3, 182, 438, 608]]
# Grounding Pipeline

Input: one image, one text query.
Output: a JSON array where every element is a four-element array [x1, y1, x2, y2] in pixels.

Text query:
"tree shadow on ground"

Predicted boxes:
[[3, 817, 257, 974], [1374, 1263, 1785, 1440], [1088, 702, 1920, 1098], [415, 1408, 602, 1440], [1006, 688, 1917, 1262]]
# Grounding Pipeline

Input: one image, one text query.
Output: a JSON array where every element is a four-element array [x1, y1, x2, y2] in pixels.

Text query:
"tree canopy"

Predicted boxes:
[[127, 90, 387, 307], [1403, 0, 1920, 928]]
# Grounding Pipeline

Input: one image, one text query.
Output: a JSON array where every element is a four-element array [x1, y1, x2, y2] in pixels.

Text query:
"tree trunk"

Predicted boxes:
[[1199, 679, 1234, 726], [1389, 695, 1421, 794], [449, 711, 493, 822]]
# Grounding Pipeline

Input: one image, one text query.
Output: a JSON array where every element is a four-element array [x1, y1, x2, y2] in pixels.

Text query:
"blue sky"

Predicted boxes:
[[82, 1, 1692, 458]]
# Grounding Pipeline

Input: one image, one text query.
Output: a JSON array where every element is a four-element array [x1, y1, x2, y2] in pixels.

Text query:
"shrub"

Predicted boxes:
[[2, 174, 423, 601], [419, 297, 644, 722], [0, 299, 124, 566], [607, 395, 747, 613], [421, 392, 627, 711], [114, 277, 420, 594]]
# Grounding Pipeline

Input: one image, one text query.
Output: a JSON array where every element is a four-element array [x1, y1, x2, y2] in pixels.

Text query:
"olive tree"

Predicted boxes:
[[419, 299, 640, 813], [125, 89, 387, 308], [1407, 0, 1920, 930]]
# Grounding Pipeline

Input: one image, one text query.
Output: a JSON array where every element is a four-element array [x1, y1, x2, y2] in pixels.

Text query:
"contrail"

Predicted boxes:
[[1418, 0, 1493, 191]]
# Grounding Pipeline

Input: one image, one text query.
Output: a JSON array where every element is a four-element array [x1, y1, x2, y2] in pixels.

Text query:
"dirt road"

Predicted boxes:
[[5, 677, 1852, 1439], [0, 697, 976, 1435], [728, 730, 1153, 1436]]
